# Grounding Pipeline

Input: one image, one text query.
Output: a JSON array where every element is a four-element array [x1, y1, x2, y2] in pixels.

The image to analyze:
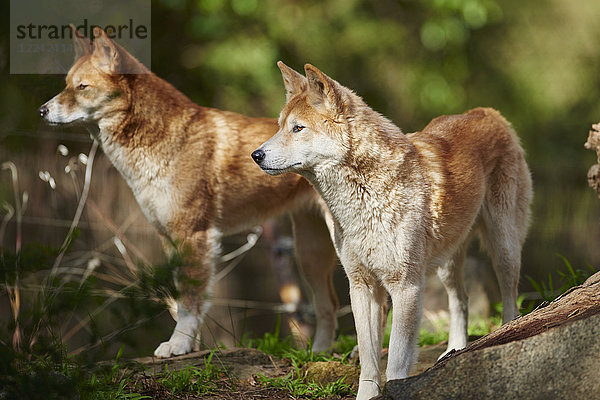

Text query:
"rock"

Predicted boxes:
[[381, 272, 600, 400], [382, 314, 600, 399]]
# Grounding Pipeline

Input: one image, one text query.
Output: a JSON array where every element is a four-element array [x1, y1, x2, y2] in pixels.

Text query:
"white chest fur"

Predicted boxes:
[[315, 166, 429, 276], [100, 138, 173, 235]]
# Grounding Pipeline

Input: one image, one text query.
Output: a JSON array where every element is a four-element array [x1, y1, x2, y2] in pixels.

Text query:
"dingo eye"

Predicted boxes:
[[77, 83, 88, 90], [292, 125, 305, 133]]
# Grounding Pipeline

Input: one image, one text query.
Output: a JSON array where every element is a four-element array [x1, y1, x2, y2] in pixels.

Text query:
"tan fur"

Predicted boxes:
[[254, 62, 532, 400], [40, 28, 340, 357]]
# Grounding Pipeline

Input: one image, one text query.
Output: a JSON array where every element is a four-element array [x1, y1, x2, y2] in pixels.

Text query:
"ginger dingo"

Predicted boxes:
[[40, 28, 340, 358], [253, 62, 532, 399]]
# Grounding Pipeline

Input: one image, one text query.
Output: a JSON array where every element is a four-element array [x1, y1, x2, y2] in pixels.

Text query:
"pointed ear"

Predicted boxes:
[[304, 64, 345, 113], [70, 24, 91, 61], [277, 61, 307, 101], [91, 27, 120, 74]]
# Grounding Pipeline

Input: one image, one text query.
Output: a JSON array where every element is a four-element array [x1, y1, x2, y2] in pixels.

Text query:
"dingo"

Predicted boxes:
[[253, 62, 532, 399], [40, 28, 340, 358]]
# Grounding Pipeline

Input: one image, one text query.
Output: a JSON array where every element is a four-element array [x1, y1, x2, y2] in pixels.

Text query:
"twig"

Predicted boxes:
[[214, 226, 262, 283], [49, 140, 98, 277], [61, 284, 131, 343], [220, 226, 262, 263], [0, 203, 15, 248], [1, 162, 24, 351], [2, 162, 23, 253], [113, 236, 138, 276], [86, 198, 151, 265], [68, 311, 166, 355]]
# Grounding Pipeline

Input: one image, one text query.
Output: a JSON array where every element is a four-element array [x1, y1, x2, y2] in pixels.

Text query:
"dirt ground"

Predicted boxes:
[[131, 343, 447, 399]]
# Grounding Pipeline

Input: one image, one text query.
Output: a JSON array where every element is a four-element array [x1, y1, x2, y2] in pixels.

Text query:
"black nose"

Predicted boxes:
[[39, 105, 49, 118], [251, 149, 265, 164]]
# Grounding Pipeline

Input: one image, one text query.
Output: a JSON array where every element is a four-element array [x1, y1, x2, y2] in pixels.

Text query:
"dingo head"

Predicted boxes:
[[252, 62, 356, 177], [39, 26, 146, 126]]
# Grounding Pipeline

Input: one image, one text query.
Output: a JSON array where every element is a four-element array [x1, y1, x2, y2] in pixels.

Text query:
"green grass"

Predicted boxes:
[[0, 344, 228, 400], [0, 304, 531, 400], [156, 351, 226, 396], [241, 320, 357, 398], [243, 316, 355, 364], [0, 307, 549, 399], [85, 348, 149, 400], [526, 255, 596, 303], [4, 240, 594, 400], [88, 379, 150, 400], [418, 327, 449, 346], [257, 361, 356, 398], [84, 348, 231, 399]]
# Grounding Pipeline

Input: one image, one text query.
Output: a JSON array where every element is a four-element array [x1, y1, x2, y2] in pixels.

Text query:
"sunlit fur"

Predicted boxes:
[[41, 29, 340, 358], [255, 62, 532, 400]]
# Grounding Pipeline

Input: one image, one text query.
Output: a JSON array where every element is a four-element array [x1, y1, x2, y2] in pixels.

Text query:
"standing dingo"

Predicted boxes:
[[40, 28, 340, 358], [253, 62, 532, 399]]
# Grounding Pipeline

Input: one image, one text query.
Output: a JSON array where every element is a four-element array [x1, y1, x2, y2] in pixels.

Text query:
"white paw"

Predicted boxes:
[[356, 381, 380, 400], [153, 338, 193, 358], [437, 347, 458, 361]]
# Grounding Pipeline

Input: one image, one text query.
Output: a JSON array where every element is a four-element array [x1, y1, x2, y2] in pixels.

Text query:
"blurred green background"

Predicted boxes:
[[1, 0, 599, 358]]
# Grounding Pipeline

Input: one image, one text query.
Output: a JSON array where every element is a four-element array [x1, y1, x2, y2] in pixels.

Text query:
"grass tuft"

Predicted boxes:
[[156, 351, 226, 395], [526, 254, 596, 303], [257, 361, 356, 398]]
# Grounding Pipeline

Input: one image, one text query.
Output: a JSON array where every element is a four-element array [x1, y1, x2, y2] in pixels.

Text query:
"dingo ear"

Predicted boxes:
[[90, 27, 147, 74], [70, 24, 91, 61], [304, 64, 345, 114], [91, 27, 120, 74], [277, 61, 307, 101]]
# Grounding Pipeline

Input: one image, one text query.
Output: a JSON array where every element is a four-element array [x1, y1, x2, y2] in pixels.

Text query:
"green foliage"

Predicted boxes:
[[156, 351, 225, 395], [242, 321, 356, 397], [243, 314, 291, 357], [0, 342, 80, 400], [526, 255, 596, 303], [243, 316, 355, 364], [85, 348, 150, 400], [467, 313, 502, 337], [418, 327, 449, 346], [417, 309, 503, 346], [0, 344, 149, 400], [0, 234, 194, 399], [0, 243, 58, 282], [88, 380, 150, 400], [257, 362, 355, 398], [0, 239, 186, 361], [332, 334, 358, 356], [120, 249, 182, 312]]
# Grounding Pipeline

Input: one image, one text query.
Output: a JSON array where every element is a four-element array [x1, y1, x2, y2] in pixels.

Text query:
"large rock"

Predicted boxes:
[[381, 272, 600, 400]]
